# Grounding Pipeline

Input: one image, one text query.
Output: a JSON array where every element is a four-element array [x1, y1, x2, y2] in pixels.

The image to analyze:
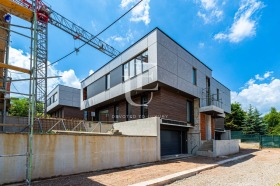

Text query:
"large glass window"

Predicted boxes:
[[135, 55, 142, 75], [129, 60, 135, 78], [106, 74, 110, 90], [192, 68, 197, 85], [187, 100, 193, 124], [123, 63, 129, 81], [123, 50, 149, 82], [142, 50, 149, 72]]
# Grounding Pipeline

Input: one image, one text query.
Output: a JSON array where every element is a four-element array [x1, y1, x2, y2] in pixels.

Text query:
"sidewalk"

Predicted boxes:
[[33, 149, 256, 186]]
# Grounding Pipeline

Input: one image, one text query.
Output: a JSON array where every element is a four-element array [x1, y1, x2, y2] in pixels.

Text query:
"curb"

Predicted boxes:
[[130, 153, 252, 186]]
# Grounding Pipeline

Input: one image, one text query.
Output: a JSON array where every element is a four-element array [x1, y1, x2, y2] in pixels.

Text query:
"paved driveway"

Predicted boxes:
[[32, 150, 253, 186], [169, 149, 280, 186]]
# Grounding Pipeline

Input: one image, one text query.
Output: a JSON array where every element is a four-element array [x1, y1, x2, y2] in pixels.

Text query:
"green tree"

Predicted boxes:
[[252, 108, 267, 135], [242, 105, 254, 134], [9, 98, 44, 117], [263, 107, 280, 135], [225, 103, 246, 131], [242, 105, 267, 134]]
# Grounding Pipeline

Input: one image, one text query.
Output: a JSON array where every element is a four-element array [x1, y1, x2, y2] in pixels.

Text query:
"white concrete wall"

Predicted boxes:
[[113, 117, 159, 136], [213, 140, 239, 157], [0, 133, 158, 184], [113, 117, 161, 159]]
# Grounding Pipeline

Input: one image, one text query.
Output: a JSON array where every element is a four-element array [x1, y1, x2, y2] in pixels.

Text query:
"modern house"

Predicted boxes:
[[81, 28, 231, 156], [47, 85, 84, 119]]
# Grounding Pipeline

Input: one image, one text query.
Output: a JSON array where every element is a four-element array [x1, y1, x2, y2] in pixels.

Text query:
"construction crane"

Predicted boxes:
[[0, 0, 120, 115]]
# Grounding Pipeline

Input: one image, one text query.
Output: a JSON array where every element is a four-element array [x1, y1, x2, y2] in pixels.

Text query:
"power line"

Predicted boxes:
[[11, 83, 20, 93], [46, 0, 144, 68]]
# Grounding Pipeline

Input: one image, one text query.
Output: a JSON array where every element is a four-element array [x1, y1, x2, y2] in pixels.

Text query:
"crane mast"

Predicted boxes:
[[0, 0, 120, 116]]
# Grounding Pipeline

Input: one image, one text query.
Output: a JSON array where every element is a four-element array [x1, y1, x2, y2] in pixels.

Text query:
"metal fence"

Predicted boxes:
[[260, 135, 280, 148], [231, 131, 280, 148]]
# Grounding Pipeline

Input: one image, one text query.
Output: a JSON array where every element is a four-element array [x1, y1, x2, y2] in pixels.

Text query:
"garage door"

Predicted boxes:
[[160, 130, 181, 156]]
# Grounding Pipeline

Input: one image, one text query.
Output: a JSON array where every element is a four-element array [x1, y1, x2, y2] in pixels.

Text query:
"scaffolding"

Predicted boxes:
[[0, 0, 142, 184], [0, 0, 36, 184]]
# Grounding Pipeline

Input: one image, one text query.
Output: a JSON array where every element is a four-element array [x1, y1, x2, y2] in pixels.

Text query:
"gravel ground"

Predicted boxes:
[[29, 149, 254, 186], [169, 149, 280, 186]]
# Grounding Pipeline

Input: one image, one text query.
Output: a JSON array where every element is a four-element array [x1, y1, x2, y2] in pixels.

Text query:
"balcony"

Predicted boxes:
[[200, 91, 224, 118]]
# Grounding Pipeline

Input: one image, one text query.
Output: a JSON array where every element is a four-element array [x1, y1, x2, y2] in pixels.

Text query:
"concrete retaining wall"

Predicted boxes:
[[113, 117, 161, 159], [113, 117, 160, 136], [213, 140, 239, 157], [0, 133, 158, 184]]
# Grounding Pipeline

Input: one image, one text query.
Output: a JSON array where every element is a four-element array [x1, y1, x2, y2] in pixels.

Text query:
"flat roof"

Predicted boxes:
[[81, 27, 213, 83], [47, 84, 80, 97]]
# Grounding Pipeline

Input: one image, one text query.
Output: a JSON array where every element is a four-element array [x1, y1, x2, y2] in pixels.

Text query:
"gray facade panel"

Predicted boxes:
[[157, 43, 178, 75]]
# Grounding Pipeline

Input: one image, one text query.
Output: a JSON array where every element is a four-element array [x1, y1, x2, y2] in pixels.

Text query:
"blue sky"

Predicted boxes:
[[7, 0, 280, 114]]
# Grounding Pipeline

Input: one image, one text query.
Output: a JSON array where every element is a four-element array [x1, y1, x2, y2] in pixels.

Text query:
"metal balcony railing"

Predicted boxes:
[[201, 89, 223, 108]]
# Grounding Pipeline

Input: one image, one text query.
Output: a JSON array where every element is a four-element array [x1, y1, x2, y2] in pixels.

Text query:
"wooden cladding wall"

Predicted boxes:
[[92, 87, 193, 123], [200, 113, 206, 140]]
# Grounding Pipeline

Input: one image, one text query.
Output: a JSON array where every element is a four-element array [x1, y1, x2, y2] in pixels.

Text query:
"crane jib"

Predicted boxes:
[[0, 0, 120, 58]]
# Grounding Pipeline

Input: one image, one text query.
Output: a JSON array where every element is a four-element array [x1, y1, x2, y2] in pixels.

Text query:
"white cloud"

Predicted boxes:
[[232, 71, 280, 114], [200, 0, 216, 10], [196, 0, 224, 24], [108, 29, 134, 47], [89, 69, 94, 75], [214, 0, 265, 43], [8, 47, 81, 97], [58, 69, 80, 89], [121, 0, 151, 25], [199, 42, 205, 48], [255, 71, 273, 81]]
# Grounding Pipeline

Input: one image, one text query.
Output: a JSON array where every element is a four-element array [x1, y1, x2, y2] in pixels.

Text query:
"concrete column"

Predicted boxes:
[[187, 98, 201, 154]]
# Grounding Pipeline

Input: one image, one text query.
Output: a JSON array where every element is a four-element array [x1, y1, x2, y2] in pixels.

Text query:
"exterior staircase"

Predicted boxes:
[[196, 140, 214, 157]]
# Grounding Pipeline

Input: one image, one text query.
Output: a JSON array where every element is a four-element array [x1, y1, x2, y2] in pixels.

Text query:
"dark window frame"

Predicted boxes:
[[126, 101, 132, 121], [105, 73, 110, 90], [192, 67, 197, 85], [141, 94, 149, 119], [83, 87, 87, 100], [122, 50, 148, 82], [186, 99, 194, 124], [114, 104, 119, 122]]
